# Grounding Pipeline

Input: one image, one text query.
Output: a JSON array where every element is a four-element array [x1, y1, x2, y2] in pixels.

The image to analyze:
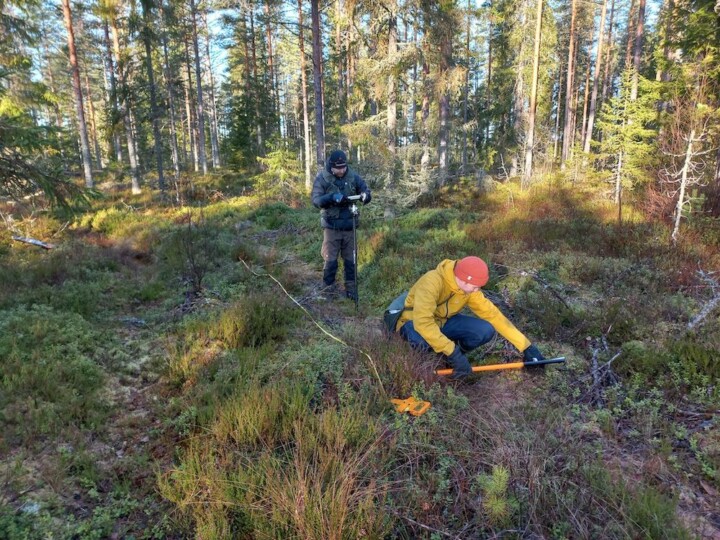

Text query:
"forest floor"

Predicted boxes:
[[2, 175, 720, 538]]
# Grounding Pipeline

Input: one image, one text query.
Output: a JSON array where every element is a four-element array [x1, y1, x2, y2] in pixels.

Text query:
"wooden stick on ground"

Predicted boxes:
[[11, 236, 56, 250]]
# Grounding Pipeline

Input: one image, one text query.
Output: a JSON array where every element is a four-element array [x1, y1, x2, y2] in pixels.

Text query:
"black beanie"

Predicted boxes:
[[326, 150, 347, 171]]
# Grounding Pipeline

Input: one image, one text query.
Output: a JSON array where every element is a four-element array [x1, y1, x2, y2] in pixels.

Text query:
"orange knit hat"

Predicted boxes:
[[454, 256, 489, 286]]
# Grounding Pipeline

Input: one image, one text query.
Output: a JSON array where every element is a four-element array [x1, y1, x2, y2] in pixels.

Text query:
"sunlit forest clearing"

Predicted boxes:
[[2, 0, 720, 536], [2, 174, 719, 538]]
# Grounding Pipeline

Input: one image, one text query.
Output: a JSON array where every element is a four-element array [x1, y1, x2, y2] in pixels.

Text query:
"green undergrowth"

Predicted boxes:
[[2, 175, 719, 537], [0, 305, 109, 447]]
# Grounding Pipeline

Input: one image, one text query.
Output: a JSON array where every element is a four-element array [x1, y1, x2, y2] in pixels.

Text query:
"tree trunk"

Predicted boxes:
[[311, 0, 325, 166], [159, 0, 181, 198], [579, 51, 592, 149], [183, 37, 198, 171], [601, 0, 616, 106], [672, 128, 695, 244], [102, 21, 123, 163], [202, 12, 221, 168], [561, 0, 577, 168], [485, 18, 492, 145], [523, 0, 543, 188], [298, 0, 313, 189], [409, 20, 418, 145], [239, 2, 253, 152], [335, 0, 346, 126], [583, 0, 607, 154], [141, 0, 165, 191], [438, 35, 452, 186], [615, 149, 623, 222], [248, 0, 263, 152], [420, 60, 430, 174], [387, 0, 397, 157], [710, 148, 720, 216], [189, 0, 208, 174], [461, 0, 471, 174], [84, 71, 103, 170], [110, 12, 141, 193], [346, 14, 354, 123], [630, 0, 646, 100], [264, 0, 279, 127], [61, 0, 93, 188], [553, 59, 564, 162], [511, 5, 528, 178]]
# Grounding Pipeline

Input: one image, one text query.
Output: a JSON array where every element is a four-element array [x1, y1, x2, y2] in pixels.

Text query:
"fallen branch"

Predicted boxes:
[[523, 271, 571, 309], [577, 339, 621, 406], [11, 236, 55, 250], [385, 508, 461, 539]]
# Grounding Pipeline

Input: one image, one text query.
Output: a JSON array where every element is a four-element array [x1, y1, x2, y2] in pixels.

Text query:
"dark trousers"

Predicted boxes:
[[400, 314, 495, 358], [321, 228, 356, 292]]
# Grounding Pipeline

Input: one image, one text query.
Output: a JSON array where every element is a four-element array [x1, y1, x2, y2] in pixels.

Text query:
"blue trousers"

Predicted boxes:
[[400, 314, 495, 357]]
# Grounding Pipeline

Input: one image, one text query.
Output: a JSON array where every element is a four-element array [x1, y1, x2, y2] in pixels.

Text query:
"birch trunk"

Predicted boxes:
[[671, 129, 695, 244]]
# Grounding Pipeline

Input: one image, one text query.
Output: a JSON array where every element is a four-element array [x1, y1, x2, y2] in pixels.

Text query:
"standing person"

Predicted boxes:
[[311, 150, 372, 301], [389, 256, 546, 379]]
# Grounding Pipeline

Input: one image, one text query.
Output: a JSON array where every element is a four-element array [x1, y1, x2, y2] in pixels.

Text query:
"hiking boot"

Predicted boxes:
[[316, 283, 339, 300], [345, 289, 358, 302]]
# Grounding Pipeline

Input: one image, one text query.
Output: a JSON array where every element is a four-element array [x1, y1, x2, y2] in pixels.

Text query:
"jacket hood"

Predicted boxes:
[[436, 259, 462, 293]]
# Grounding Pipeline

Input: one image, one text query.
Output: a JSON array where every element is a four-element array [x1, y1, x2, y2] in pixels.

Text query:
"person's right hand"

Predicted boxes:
[[447, 346, 472, 379], [523, 344, 545, 363], [332, 193, 347, 205]]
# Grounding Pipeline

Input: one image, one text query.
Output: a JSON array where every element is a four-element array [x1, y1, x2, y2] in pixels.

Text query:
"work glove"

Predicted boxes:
[[447, 346, 472, 380], [523, 344, 546, 363], [332, 193, 348, 205], [360, 191, 371, 204]]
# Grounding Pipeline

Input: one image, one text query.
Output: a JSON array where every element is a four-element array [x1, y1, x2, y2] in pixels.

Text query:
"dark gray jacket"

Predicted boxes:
[[310, 167, 371, 230]]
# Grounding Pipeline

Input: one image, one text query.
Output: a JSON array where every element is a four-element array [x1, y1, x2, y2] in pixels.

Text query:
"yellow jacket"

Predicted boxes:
[[396, 259, 532, 356]]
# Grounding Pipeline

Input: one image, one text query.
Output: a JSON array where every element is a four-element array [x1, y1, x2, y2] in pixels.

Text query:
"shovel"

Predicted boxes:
[[436, 357, 566, 376]]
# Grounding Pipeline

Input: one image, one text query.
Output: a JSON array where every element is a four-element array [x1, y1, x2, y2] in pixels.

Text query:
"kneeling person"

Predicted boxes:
[[391, 256, 545, 379]]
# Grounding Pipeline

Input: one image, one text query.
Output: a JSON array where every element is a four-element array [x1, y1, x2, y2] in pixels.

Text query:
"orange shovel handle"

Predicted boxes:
[[436, 357, 566, 376], [436, 362, 525, 376]]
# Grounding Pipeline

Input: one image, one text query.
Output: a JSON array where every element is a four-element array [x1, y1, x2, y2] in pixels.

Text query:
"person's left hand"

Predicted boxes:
[[523, 344, 545, 363], [360, 192, 370, 204]]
